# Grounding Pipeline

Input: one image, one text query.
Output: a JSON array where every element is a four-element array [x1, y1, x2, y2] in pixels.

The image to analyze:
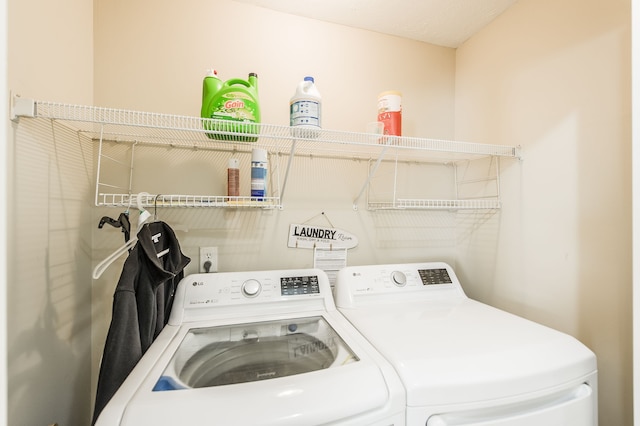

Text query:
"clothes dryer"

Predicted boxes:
[[95, 268, 405, 426], [334, 262, 597, 426]]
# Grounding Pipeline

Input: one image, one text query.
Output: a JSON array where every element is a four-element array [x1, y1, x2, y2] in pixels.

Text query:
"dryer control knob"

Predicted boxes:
[[391, 271, 407, 287], [242, 279, 262, 297]]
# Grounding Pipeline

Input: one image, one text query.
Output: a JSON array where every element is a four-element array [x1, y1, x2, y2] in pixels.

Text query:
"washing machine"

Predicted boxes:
[[95, 268, 405, 425], [334, 262, 598, 426]]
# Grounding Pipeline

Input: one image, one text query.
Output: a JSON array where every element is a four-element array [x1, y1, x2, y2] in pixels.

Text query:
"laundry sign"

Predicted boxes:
[[288, 224, 358, 249]]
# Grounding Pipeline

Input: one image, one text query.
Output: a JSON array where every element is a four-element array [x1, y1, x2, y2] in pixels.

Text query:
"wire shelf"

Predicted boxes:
[[25, 100, 521, 161], [12, 97, 522, 210], [367, 199, 502, 210], [97, 193, 281, 209]]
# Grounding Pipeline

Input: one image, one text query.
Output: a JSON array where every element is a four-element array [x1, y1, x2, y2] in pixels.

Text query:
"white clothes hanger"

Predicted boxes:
[[92, 193, 152, 280]]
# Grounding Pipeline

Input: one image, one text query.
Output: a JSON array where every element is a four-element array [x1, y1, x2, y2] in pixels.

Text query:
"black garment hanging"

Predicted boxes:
[[92, 221, 190, 425]]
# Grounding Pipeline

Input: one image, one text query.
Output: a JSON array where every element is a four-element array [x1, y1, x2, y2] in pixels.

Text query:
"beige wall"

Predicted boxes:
[[1, 0, 8, 422], [455, 0, 632, 424], [93, 0, 455, 137], [7, 0, 94, 425]]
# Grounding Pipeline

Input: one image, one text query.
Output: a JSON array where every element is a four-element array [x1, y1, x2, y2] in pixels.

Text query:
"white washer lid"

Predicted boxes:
[[339, 298, 596, 407], [98, 311, 404, 426]]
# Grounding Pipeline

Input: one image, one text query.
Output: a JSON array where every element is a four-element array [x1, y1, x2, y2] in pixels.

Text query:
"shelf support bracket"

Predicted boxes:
[[352, 138, 394, 210], [10, 93, 36, 122], [278, 139, 297, 205]]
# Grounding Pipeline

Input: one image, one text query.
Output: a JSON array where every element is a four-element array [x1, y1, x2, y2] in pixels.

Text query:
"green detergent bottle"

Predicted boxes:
[[201, 69, 260, 142]]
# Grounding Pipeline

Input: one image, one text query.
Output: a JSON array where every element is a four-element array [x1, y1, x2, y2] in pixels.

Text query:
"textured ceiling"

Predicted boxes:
[[233, 0, 520, 48]]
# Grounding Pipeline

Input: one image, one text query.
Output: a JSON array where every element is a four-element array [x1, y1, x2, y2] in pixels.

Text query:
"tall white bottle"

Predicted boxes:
[[290, 76, 321, 138], [251, 148, 268, 201]]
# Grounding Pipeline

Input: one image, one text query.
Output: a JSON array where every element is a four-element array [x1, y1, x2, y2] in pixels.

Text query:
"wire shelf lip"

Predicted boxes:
[[97, 193, 281, 209], [368, 198, 502, 211]]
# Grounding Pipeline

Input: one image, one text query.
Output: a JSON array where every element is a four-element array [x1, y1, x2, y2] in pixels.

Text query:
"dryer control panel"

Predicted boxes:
[[334, 262, 466, 307]]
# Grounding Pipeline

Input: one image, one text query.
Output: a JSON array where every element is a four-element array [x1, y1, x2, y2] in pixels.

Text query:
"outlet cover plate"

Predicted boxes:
[[199, 246, 218, 273]]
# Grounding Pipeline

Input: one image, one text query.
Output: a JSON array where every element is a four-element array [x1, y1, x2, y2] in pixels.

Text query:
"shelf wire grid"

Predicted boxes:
[[20, 99, 521, 210], [32, 100, 521, 161]]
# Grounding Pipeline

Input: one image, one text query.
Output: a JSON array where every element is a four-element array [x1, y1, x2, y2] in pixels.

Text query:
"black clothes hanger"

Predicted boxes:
[[93, 194, 152, 280], [98, 212, 131, 243]]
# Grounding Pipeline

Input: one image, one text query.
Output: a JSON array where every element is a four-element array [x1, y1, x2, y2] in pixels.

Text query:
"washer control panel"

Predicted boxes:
[[172, 269, 330, 323]]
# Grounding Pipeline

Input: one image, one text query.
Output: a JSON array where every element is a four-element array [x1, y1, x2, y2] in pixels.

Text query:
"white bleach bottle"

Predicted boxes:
[[290, 76, 321, 138]]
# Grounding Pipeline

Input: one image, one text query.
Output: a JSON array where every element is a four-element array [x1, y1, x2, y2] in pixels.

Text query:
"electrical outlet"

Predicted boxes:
[[199, 246, 218, 273]]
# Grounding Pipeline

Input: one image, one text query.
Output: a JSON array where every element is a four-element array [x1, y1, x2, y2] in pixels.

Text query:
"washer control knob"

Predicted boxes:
[[391, 271, 407, 287], [242, 279, 262, 297]]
